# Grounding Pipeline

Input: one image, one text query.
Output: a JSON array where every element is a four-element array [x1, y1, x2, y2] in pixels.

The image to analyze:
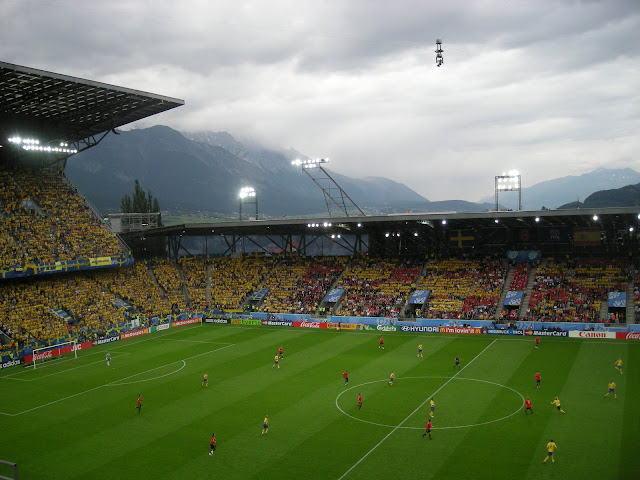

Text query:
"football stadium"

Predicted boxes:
[[0, 62, 639, 480]]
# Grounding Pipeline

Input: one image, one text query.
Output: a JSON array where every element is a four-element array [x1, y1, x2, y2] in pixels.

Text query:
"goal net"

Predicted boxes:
[[31, 340, 77, 369]]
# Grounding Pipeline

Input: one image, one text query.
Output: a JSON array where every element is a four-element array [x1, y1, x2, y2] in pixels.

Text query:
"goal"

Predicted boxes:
[[31, 340, 77, 369]]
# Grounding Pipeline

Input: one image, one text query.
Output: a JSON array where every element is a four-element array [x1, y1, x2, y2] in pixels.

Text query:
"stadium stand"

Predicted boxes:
[[421, 257, 506, 320], [336, 258, 421, 317], [209, 256, 275, 309], [0, 166, 123, 268], [525, 257, 628, 322], [259, 256, 346, 314]]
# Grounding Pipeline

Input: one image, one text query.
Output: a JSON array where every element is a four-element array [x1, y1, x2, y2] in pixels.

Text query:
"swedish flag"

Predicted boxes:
[[450, 229, 474, 248]]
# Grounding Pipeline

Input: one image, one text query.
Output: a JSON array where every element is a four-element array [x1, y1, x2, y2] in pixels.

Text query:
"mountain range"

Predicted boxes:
[[65, 126, 639, 218]]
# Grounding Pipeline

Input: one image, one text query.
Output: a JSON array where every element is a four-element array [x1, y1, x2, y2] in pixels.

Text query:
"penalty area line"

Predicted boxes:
[[336, 338, 497, 480], [7, 343, 236, 416]]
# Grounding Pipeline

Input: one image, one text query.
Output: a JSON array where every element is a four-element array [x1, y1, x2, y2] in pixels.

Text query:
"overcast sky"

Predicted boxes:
[[2, 0, 639, 202]]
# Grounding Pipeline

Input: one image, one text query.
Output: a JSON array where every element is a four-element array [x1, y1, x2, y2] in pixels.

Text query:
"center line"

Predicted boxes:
[[337, 338, 497, 480]]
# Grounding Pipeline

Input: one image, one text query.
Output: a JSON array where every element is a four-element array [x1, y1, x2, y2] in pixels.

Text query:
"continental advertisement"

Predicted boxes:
[[327, 322, 362, 330], [230, 318, 261, 326]]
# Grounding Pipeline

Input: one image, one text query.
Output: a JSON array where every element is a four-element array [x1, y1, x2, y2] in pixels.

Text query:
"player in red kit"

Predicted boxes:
[[278, 345, 284, 358], [422, 419, 432, 439], [535, 337, 540, 349], [136, 394, 142, 413], [343, 370, 349, 386], [379, 336, 384, 349], [535, 371, 541, 389], [525, 397, 533, 415], [357, 393, 362, 410], [209, 433, 216, 456]]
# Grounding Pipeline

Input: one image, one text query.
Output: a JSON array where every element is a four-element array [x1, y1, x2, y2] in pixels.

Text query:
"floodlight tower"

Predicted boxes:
[[239, 186, 258, 220], [495, 171, 522, 211], [291, 158, 365, 217], [435, 39, 443, 67]]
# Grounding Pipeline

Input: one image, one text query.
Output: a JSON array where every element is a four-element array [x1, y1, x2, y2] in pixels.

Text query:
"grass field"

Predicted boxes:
[[0, 324, 638, 480]]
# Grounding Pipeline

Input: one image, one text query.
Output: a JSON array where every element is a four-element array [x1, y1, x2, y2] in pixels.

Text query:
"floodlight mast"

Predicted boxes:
[[494, 171, 522, 211], [291, 158, 365, 217], [435, 39, 443, 67], [238, 186, 258, 220]]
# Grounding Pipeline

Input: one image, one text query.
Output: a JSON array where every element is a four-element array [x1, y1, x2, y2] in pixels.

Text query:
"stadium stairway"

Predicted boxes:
[[518, 261, 541, 319], [178, 264, 190, 306], [626, 268, 635, 323], [146, 264, 169, 307], [494, 265, 515, 320], [205, 263, 212, 303], [599, 297, 609, 321]]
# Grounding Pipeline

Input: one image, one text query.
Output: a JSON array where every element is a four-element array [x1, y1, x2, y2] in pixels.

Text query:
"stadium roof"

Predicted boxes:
[[0, 61, 184, 154], [138, 206, 640, 238]]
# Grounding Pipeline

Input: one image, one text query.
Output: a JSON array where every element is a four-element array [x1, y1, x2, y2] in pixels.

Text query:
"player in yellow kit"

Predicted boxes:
[[417, 344, 423, 357], [550, 397, 566, 414], [543, 439, 557, 463], [429, 398, 435, 417], [261, 415, 269, 435], [389, 371, 395, 385], [615, 358, 623, 374], [272, 354, 280, 369], [202, 372, 208, 387], [605, 381, 616, 399]]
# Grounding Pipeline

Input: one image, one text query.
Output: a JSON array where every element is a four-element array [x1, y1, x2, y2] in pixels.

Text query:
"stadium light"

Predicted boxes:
[[238, 187, 258, 220], [495, 171, 522, 211], [442, 219, 447, 225], [7, 136, 77, 154], [535, 217, 540, 222], [592, 215, 598, 221], [291, 158, 328, 169]]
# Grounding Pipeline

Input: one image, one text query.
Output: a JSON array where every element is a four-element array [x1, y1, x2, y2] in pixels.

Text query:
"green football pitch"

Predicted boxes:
[[0, 325, 638, 480]]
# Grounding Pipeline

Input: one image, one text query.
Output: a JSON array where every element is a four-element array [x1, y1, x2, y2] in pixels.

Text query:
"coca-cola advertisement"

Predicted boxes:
[[616, 332, 640, 340], [293, 321, 327, 329]]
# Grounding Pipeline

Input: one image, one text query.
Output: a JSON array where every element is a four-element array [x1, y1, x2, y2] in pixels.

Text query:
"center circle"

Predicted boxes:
[[335, 376, 524, 430]]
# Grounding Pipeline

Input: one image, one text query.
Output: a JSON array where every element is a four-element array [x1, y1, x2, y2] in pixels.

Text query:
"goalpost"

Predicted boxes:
[[32, 340, 77, 369]]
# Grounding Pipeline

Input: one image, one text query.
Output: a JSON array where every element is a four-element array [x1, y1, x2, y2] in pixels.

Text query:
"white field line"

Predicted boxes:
[[107, 360, 187, 386], [1, 343, 234, 417], [155, 338, 233, 344], [1, 352, 132, 382], [337, 338, 498, 480], [1, 349, 129, 379], [108, 324, 202, 351]]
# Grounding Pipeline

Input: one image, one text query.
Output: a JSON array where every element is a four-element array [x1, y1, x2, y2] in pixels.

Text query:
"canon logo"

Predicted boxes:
[[578, 331, 606, 338]]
